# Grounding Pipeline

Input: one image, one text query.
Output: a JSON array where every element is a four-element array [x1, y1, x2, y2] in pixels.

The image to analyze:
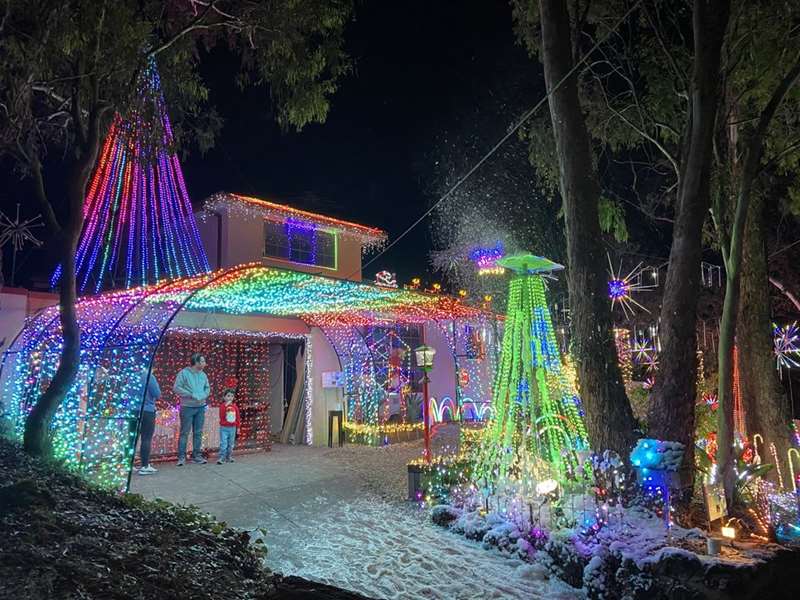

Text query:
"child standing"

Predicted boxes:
[[217, 389, 240, 464]]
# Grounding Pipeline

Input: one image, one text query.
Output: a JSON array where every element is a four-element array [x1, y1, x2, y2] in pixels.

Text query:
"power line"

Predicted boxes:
[[357, 0, 645, 278]]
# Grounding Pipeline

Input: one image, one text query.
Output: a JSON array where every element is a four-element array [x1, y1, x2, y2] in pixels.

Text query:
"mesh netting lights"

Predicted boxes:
[[52, 57, 210, 294]]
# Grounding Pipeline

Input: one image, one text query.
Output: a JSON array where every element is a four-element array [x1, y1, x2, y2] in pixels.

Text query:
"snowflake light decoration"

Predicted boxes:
[[607, 255, 653, 318], [774, 322, 800, 372]]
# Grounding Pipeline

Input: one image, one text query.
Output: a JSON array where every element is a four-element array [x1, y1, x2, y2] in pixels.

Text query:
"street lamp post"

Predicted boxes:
[[415, 345, 436, 464]]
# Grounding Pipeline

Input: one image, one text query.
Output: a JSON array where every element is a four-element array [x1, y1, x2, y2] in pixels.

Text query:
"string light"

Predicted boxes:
[[733, 345, 746, 439], [3, 263, 489, 490], [146, 327, 273, 459], [474, 254, 589, 486], [613, 329, 633, 385], [201, 192, 388, 252], [52, 57, 210, 293], [469, 243, 506, 276]]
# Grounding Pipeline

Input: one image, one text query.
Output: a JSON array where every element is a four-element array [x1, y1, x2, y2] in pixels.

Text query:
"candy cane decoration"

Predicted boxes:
[[770, 443, 785, 490], [752, 433, 763, 465], [788, 447, 800, 493]]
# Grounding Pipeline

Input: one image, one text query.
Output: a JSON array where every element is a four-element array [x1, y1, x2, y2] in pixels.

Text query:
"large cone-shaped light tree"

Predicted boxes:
[[475, 254, 589, 485], [52, 58, 210, 294]]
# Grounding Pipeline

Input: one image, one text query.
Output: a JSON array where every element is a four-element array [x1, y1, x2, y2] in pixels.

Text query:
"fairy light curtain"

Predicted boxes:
[[0, 263, 490, 491], [475, 254, 589, 485], [146, 328, 273, 460], [52, 57, 210, 294]]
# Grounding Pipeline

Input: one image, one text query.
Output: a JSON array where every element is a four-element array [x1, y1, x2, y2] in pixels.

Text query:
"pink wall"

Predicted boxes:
[[195, 207, 363, 281], [423, 323, 458, 403], [0, 289, 57, 352]]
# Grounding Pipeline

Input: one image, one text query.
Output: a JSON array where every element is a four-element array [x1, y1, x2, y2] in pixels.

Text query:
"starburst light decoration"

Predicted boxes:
[[0, 204, 43, 285], [607, 255, 654, 318], [630, 337, 656, 364], [774, 322, 800, 373]]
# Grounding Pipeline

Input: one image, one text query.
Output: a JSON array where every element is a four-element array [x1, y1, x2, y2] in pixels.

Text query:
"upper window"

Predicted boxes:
[[264, 220, 336, 269]]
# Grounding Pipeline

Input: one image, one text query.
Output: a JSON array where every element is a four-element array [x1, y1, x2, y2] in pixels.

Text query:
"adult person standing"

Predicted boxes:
[[173, 353, 211, 466], [138, 369, 161, 475]]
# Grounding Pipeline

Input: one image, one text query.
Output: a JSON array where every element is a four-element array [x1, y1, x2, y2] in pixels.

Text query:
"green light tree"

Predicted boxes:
[[475, 254, 589, 485]]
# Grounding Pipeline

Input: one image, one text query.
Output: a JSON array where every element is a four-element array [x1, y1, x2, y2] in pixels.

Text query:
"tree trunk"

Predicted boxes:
[[23, 233, 80, 456], [648, 0, 730, 481], [23, 138, 98, 456], [716, 54, 800, 504], [538, 0, 637, 456], [739, 193, 794, 487]]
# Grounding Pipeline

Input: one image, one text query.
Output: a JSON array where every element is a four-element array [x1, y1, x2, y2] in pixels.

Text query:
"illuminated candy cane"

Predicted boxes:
[[788, 447, 800, 493], [752, 433, 763, 465], [770, 443, 785, 490]]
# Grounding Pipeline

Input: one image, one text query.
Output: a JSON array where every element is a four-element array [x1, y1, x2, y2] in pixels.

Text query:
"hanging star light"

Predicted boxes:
[[0, 204, 44, 286], [607, 255, 653, 318], [774, 322, 800, 373]]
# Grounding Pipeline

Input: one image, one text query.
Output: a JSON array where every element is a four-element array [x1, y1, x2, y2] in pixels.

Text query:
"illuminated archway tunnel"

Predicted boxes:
[[0, 263, 492, 492]]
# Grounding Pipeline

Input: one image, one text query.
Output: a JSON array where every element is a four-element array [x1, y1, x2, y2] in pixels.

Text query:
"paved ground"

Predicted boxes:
[[130, 442, 581, 600]]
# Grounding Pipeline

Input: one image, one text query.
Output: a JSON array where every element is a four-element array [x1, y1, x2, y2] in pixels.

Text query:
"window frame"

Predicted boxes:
[[263, 219, 338, 270]]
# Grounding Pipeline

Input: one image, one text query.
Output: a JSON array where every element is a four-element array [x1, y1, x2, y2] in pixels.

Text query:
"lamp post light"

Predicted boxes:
[[415, 344, 436, 464]]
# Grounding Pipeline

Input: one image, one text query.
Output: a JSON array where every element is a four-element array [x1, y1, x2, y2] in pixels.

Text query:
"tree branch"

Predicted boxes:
[[147, 1, 225, 58], [25, 149, 61, 235], [590, 65, 681, 176], [643, 0, 687, 91], [761, 137, 800, 174]]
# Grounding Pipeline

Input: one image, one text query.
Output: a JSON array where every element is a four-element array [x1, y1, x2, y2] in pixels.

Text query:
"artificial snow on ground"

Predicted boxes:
[[266, 438, 582, 599], [265, 493, 581, 600], [132, 431, 582, 600]]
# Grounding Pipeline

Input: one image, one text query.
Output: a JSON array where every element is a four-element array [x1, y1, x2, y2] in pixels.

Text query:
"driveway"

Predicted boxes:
[[130, 443, 581, 600]]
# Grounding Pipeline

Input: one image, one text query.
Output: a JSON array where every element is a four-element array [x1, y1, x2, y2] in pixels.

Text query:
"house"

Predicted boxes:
[[196, 192, 387, 282], [0, 191, 498, 492]]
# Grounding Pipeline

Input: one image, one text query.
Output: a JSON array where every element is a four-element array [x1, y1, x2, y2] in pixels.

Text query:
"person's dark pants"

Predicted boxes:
[[178, 405, 207, 461], [139, 410, 156, 467]]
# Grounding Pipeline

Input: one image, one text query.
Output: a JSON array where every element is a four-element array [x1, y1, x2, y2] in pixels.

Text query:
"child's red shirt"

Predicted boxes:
[[219, 402, 240, 428]]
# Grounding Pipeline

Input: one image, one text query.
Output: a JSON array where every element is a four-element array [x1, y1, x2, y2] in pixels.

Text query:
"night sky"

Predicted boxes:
[[0, 1, 539, 290], [182, 1, 536, 285]]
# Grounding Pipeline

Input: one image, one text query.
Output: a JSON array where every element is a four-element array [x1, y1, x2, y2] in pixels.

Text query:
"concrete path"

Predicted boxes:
[[131, 445, 363, 530]]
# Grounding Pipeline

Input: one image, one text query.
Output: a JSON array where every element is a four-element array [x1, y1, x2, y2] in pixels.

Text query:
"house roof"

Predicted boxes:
[[154, 263, 488, 328], [201, 192, 388, 250]]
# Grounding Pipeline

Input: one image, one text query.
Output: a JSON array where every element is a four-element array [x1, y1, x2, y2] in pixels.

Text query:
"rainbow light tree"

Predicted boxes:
[[475, 254, 589, 485], [52, 58, 209, 294]]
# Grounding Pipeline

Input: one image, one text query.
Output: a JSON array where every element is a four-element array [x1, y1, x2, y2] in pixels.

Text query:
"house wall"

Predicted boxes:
[[423, 322, 459, 404], [195, 207, 363, 281], [309, 326, 343, 446], [0, 288, 57, 353]]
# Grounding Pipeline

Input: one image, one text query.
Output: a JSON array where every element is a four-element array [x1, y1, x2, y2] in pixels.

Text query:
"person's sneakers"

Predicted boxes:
[[216, 459, 224, 465], [192, 457, 208, 465], [176, 459, 185, 467], [138, 465, 158, 475], [227, 457, 235, 463]]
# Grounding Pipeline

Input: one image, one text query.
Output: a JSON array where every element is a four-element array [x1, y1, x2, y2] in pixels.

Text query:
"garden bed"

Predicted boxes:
[[430, 502, 800, 600], [0, 438, 372, 600]]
